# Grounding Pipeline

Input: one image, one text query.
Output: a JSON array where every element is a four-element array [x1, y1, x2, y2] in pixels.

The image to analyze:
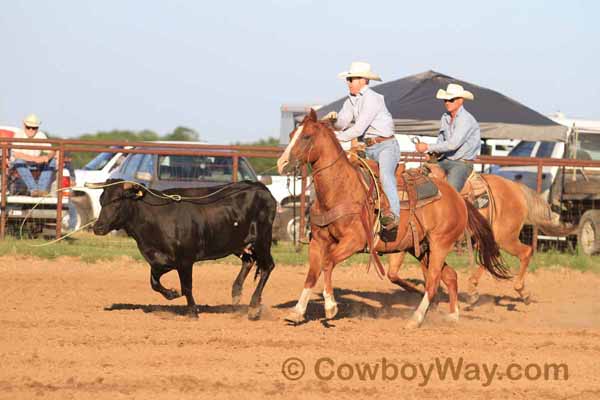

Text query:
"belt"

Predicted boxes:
[[363, 136, 394, 147]]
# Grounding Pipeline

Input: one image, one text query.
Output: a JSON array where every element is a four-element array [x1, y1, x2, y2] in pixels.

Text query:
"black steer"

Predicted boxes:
[[92, 179, 276, 319]]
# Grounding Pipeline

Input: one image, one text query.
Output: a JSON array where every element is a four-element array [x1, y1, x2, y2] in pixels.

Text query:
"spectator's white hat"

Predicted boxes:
[[436, 84, 474, 100], [23, 114, 41, 127], [338, 61, 382, 81]]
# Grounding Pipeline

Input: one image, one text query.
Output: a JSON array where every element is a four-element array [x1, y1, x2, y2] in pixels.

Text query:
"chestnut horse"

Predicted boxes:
[[277, 110, 510, 328], [387, 168, 575, 305]]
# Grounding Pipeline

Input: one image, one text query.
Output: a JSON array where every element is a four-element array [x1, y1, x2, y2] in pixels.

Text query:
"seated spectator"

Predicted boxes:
[[11, 114, 55, 197]]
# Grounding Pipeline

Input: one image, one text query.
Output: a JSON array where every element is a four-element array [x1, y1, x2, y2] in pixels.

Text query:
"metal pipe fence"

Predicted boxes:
[[2, 138, 600, 251]]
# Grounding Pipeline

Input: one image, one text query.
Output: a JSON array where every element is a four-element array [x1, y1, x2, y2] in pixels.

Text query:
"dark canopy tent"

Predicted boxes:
[[316, 70, 567, 142]]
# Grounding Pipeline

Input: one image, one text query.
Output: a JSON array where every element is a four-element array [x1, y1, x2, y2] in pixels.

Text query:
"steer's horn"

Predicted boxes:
[[85, 182, 106, 189]]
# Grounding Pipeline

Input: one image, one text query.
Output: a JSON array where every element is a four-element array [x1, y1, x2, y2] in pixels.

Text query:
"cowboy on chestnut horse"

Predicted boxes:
[[323, 61, 401, 229], [277, 109, 509, 328], [414, 83, 481, 192]]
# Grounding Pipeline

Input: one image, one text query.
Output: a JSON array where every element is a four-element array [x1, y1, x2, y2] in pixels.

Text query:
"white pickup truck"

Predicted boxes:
[[70, 148, 128, 229]]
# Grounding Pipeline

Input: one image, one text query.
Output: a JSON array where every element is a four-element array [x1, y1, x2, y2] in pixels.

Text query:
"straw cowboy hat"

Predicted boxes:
[[23, 113, 41, 127], [338, 61, 382, 81], [436, 83, 474, 101]]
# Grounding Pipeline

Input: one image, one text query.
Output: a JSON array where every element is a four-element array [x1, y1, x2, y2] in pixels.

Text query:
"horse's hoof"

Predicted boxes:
[[284, 309, 305, 324], [515, 288, 531, 305], [325, 304, 338, 320], [164, 289, 181, 300], [232, 295, 241, 306], [445, 312, 460, 323], [248, 306, 261, 321], [467, 291, 480, 307], [186, 308, 199, 319], [405, 318, 421, 329]]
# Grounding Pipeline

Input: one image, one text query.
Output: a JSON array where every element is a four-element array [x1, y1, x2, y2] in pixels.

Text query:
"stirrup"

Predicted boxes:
[[380, 213, 399, 230]]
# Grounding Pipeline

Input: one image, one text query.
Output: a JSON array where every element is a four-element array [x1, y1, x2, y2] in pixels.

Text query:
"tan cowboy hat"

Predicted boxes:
[[436, 83, 474, 101], [338, 61, 382, 81], [23, 113, 41, 127]]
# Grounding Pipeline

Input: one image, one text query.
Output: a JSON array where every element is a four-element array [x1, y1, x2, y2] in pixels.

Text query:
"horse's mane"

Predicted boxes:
[[312, 120, 345, 154]]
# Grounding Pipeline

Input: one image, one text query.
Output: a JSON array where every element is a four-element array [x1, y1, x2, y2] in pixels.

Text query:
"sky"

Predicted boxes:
[[1, 0, 598, 143]]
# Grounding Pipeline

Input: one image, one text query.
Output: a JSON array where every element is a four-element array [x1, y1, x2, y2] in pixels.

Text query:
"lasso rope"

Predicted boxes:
[[20, 186, 75, 243], [25, 219, 98, 247], [85, 179, 234, 202], [347, 151, 382, 241]]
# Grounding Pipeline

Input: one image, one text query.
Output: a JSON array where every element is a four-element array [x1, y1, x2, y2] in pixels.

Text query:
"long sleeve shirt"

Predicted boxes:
[[428, 106, 481, 160], [334, 86, 395, 142]]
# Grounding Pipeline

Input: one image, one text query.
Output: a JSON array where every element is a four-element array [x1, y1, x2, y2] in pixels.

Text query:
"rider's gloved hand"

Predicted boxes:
[[323, 111, 338, 121]]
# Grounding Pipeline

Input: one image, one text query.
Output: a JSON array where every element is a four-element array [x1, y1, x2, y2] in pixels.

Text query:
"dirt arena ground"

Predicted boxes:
[[0, 256, 599, 399]]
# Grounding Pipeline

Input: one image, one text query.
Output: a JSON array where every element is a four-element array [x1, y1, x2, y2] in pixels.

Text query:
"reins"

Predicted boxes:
[[310, 149, 346, 177], [299, 146, 386, 278]]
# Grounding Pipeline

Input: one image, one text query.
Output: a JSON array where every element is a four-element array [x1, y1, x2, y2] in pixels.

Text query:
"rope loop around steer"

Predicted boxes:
[[19, 180, 238, 246], [84, 179, 233, 202]]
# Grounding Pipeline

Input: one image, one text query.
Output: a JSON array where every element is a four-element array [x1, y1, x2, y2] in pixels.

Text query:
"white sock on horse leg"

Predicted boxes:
[[323, 289, 336, 309], [414, 294, 431, 323], [448, 304, 460, 321], [294, 288, 312, 315]]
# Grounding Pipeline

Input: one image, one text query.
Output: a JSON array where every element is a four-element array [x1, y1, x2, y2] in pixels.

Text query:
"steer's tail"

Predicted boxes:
[[465, 200, 511, 280]]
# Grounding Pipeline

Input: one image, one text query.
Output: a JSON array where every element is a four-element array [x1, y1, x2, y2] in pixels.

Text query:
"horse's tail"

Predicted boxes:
[[465, 200, 511, 280], [518, 184, 576, 236]]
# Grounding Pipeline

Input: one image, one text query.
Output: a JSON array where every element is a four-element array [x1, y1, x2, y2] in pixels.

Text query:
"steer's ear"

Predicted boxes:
[[123, 182, 145, 200], [124, 189, 145, 200]]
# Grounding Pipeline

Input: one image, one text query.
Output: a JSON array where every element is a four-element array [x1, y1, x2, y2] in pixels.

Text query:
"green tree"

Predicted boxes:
[[163, 126, 200, 142], [68, 128, 200, 168], [233, 137, 280, 175]]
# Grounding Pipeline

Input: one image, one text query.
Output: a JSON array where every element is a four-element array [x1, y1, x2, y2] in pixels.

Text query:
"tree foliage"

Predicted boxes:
[[68, 126, 200, 168], [67, 127, 280, 175], [233, 137, 280, 175]]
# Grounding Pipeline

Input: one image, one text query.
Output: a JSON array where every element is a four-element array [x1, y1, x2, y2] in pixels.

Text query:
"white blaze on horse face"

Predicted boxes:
[[277, 124, 304, 175]]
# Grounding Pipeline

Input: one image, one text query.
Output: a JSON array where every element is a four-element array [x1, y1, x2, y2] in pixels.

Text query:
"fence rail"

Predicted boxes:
[[2, 138, 600, 249]]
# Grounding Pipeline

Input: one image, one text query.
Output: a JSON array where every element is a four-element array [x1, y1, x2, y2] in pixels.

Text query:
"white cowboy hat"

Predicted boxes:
[[338, 61, 382, 81], [23, 113, 41, 127], [435, 83, 474, 101]]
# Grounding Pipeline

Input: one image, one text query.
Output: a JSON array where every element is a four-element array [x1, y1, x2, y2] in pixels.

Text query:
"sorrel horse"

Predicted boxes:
[[387, 167, 576, 305], [276, 110, 510, 328]]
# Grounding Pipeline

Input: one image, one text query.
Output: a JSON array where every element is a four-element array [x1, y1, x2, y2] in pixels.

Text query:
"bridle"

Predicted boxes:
[[288, 122, 386, 278], [292, 123, 345, 177], [310, 148, 345, 177]]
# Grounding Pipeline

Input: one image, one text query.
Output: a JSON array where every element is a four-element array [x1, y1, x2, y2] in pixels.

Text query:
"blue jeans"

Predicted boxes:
[[438, 158, 473, 192], [365, 139, 401, 217], [13, 158, 56, 192]]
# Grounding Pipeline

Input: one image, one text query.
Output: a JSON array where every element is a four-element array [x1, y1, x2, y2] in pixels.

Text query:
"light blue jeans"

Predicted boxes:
[[13, 158, 56, 192], [438, 158, 473, 192], [365, 139, 401, 217]]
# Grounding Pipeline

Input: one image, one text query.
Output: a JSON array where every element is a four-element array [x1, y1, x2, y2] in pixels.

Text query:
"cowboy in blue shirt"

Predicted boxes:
[[415, 83, 481, 192], [326, 62, 401, 228]]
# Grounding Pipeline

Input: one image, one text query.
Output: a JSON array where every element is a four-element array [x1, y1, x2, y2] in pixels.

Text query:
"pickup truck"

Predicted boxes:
[[71, 144, 295, 241], [491, 125, 600, 254]]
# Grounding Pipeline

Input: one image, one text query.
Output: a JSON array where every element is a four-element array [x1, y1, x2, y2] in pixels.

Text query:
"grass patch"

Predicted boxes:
[[0, 233, 143, 263], [0, 233, 598, 273]]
